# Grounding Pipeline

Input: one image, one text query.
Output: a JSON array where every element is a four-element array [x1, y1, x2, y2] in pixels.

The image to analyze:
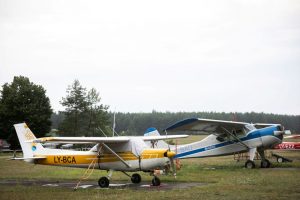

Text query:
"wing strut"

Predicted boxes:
[[221, 127, 249, 149], [101, 143, 131, 168]]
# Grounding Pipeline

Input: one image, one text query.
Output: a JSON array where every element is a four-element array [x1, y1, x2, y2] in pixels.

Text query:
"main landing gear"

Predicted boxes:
[[97, 172, 162, 188], [244, 148, 271, 169], [98, 172, 143, 188], [244, 159, 271, 169], [130, 173, 161, 186], [98, 170, 113, 188], [260, 159, 271, 168], [131, 173, 141, 184], [245, 160, 255, 169], [98, 177, 109, 188]]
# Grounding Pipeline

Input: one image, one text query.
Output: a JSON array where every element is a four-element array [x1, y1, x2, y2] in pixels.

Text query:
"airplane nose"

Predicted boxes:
[[274, 131, 285, 136], [164, 151, 176, 158]]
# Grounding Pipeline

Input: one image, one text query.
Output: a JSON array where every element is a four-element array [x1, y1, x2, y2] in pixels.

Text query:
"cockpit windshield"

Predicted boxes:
[[245, 124, 256, 132]]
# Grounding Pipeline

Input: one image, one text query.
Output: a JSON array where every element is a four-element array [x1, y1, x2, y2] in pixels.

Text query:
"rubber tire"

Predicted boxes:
[[131, 173, 141, 184], [98, 177, 109, 188], [261, 159, 271, 168], [245, 160, 255, 169], [151, 176, 161, 186], [277, 157, 283, 163]]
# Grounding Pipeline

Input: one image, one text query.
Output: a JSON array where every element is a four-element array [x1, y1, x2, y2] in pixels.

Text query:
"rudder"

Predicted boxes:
[[14, 123, 44, 158]]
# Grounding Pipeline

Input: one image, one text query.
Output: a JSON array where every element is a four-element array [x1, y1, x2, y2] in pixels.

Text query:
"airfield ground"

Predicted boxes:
[[0, 136, 300, 200]]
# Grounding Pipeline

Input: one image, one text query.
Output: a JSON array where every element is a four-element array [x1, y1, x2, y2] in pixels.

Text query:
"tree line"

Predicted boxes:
[[1, 76, 299, 149], [52, 111, 300, 136]]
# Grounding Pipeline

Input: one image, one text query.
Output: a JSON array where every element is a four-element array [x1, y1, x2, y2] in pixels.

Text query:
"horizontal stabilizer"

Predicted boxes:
[[10, 156, 46, 160]]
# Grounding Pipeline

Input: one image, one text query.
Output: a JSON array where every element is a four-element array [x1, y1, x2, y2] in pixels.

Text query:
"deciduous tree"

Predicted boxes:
[[0, 76, 52, 149]]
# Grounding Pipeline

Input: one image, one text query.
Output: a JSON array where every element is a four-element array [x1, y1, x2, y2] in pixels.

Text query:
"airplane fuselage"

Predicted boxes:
[[31, 148, 170, 172], [174, 126, 282, 159]]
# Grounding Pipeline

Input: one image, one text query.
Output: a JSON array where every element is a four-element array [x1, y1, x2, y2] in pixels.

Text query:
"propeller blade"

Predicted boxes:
[[170, 157, 176, 179]]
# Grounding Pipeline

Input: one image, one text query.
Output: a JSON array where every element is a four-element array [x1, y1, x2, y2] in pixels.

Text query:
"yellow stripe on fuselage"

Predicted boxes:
[[35, 149, 167, 165]]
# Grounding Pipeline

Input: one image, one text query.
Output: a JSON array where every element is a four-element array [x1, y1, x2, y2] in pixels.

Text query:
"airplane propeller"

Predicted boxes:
[[164, 150, 177, 178], [274, 125, 291, 136]]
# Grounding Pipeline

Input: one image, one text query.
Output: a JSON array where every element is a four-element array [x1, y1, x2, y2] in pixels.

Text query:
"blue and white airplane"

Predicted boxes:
[[145, 118, 289, 169]]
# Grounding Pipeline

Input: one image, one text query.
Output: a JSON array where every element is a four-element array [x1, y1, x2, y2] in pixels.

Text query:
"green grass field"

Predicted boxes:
[[1, 145, 300, 199]]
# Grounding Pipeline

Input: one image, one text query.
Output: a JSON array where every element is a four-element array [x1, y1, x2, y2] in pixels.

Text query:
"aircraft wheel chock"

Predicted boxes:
[[131, 173, 141, 184], [245, 160, 255, 169], [261, 159, 271, 168], [151, 176, 161, 186], [98, 177, 109, 188]]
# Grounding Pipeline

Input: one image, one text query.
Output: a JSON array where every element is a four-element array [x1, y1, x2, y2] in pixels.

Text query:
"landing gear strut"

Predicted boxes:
[[258, 148, 271, 168]]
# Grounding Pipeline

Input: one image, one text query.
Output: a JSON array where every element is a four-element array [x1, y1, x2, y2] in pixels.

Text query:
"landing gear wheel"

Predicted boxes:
[[261, 159, 271, 168], [245, 160, 255, 169], [277, 157, 283, 163], [151, 176, 161, 186], [98, 177, 109, 188], [131, 173, 141, 184]]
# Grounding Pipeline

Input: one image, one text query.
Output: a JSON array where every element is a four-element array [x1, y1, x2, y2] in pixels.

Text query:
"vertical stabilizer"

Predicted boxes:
[[14, 123, 44, 158], [144, 127, 170, 148]]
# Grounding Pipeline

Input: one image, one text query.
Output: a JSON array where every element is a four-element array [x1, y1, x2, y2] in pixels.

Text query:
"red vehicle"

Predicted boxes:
[[284, 134, 300, 139], [274, 142, 300, 150]]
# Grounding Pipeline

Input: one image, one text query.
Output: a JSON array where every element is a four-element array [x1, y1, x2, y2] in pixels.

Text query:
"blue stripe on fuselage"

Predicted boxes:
[[174, 126, 278, 158]]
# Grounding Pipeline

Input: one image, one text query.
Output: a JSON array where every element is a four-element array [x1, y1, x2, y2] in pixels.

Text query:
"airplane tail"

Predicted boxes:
[[14, 123, 45, 159], [144, 127, 170, 149]]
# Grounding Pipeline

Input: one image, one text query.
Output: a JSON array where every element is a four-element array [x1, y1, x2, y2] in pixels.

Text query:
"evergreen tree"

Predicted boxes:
[[85, 88, 110, 136], [59, 80, 109, 136]]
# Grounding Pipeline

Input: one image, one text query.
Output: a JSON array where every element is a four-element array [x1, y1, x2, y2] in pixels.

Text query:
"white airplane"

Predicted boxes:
[[145, 118, 289, 169], [13, 123, 188, 187]]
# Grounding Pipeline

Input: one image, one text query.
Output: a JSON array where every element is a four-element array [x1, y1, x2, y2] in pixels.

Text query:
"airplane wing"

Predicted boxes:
[[30, 135, 188, 144], [31, 136, 131, 144], [165, 118, 249, 135], [254, 123, 280, 129], [140, 135, 188, 141]]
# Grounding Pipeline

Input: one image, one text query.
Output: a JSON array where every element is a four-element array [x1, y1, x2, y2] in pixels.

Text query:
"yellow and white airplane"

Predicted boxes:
[[13, 123, 188, 187]]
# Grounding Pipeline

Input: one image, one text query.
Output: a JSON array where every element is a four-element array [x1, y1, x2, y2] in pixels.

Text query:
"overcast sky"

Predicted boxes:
[[0, 0, 299, 115]]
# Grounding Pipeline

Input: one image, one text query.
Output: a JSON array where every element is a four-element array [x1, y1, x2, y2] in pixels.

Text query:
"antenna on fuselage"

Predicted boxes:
[[113, 112, 116, 137], [111, 111, 119, 136]]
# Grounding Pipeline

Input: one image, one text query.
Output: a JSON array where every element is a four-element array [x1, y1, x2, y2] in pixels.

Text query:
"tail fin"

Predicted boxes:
[[14, 123, 44, 158], [144, 127, 170, 148], [144, 127, 161, 137]]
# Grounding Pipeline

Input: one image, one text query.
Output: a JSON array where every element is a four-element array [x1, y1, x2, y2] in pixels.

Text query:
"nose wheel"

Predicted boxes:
[[151, 176, 161, 186]]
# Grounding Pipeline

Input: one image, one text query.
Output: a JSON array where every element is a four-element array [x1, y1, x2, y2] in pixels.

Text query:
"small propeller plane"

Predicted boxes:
[[13, 123, 188, 188], [146, 118, 289, 169]]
